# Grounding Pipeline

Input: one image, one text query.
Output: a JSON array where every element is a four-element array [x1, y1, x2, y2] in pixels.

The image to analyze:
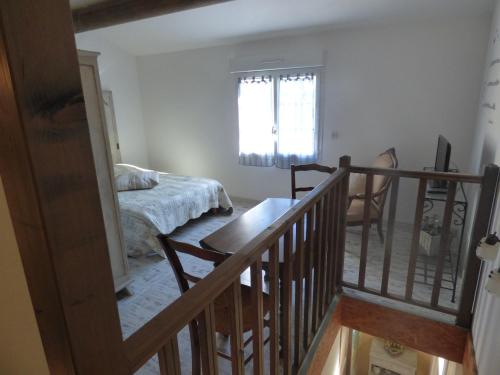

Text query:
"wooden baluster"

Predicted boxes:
[[226, 281, 244, 374], [198, 303, 218, 375], [336, 157, 351, 289], [312, 199, 323, 332], [319, 192, 330, 316], [431, 182, 457, 306], [269, 242, 280, 375], [303, 208, 315, 349], [158, 336, 181, 375], [358, 173, 374, 289], [250, 259, 264, 375], [326, 187, 337, 302], [330, 185, 341, 299], [293, 217, 305, 370], [381, 177, 400, 296], [405, 178, 427, 300], [282, 229, 293, 375]]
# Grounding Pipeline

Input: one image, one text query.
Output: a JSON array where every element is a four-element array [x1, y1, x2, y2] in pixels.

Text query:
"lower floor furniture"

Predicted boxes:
[[369, 338, 417, 375]]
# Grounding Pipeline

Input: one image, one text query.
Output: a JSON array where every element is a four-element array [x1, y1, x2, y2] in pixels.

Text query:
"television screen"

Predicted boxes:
[[435, 135, 451, 172], [430, 135, 451, 190]]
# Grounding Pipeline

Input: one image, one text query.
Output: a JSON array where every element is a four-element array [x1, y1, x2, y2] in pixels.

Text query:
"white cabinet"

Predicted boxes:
[[79, 50, 130, 292], [369, 339, 417, 375]]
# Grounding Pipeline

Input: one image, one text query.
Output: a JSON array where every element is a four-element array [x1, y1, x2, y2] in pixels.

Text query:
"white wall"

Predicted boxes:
[[469, 1, 500, 374], [75, 34, 150, 168], [137, 17, 489, 221], [0, 177, 50, 375]]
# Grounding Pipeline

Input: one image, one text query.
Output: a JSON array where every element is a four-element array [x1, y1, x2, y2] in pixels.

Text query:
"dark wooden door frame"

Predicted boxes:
[[0, 1, 126, 373]]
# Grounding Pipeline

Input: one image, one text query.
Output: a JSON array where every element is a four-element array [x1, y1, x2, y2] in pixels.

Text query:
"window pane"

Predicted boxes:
[[238, 76, 275, 157], [277, 74, 317, 157]]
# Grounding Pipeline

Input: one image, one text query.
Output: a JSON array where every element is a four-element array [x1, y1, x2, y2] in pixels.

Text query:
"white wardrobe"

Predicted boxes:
[[79, 50, 130, 292]]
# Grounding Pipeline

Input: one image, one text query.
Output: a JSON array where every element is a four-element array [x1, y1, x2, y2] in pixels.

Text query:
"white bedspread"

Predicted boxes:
[[118, 173, 232, 256]]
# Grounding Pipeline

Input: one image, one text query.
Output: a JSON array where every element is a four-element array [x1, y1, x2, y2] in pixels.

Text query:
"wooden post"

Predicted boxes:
[[358, 174, 374, 289], [0, 1, 127, 373], [336, 156, 351, 290], [457, 164, 500, 327]]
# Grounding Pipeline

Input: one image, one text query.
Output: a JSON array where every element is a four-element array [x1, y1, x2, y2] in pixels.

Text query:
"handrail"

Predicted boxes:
[[123, 161, 491, 372], [342, 162, 495, 329], [124, 168, 349, 371], [348, 165, 482, 183]]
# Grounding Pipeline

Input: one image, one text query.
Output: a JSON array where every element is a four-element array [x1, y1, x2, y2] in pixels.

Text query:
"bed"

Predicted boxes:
[[117, 173, 233, 257]]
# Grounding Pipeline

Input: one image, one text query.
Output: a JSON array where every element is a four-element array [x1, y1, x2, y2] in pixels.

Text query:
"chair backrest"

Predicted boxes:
[[373, 147, 398, 188], [157, 235, 228, 294], [348, 148, 398, 217], [157, 236, 227, 375], [291, 163, 337, 199]]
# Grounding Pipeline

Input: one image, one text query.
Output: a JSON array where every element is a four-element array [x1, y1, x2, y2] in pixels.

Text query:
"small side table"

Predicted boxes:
[[369, 338, 417, 375], [418, 183, 468, 303]]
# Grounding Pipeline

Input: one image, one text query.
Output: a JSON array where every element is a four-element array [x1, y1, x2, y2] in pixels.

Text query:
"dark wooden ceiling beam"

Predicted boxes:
[[73, 0, 233, 33]]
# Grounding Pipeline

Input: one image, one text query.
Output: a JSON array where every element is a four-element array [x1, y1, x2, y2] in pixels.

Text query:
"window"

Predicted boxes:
[[237, 70, 320, 168]]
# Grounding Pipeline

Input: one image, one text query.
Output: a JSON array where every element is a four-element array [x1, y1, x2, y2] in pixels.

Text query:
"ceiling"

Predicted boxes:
[[71, 0, 494, 56]]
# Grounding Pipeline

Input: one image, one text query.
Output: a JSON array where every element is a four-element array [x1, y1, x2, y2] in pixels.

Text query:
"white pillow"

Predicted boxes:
[[114, 164, 160, 192]]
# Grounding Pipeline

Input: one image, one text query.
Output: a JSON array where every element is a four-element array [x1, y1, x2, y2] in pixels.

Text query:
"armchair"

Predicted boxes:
[[346, 148, 398, 243]]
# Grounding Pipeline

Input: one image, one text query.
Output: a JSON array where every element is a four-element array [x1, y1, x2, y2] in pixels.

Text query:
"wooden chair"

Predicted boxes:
[[157, 235, 270, 373], [347, 148, 398, 243], [291, 163, 337, 199]]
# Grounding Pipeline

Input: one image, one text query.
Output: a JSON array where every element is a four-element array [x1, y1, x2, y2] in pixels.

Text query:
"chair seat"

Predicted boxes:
[[346, 199, 379, 223], [213, 284, 270, 335]]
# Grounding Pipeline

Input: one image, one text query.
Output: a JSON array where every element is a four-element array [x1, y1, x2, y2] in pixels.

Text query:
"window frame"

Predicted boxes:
[[235, 67, 322, 167]]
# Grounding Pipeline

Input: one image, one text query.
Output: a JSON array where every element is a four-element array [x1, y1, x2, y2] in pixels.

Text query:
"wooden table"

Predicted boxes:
[[200, 198, 300, 255], [201, 198, 309, 358]]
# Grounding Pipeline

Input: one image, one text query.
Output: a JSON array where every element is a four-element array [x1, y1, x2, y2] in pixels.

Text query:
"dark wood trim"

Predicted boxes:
[[457, 164, 500, 327], [268, 242, 280, 375], [348, 165, 482, 183], [405, 178, 427, 300], [303, 209, 315, 349], [312, 199, 323, 332], [250, 260, 264, 375], [340, 296, 467, 363], [431, 182, 457, 306], [227, 281, 244, 374], [158, 337, 181, 375], [198, 304, 218, 375], [381, 177, 399, 295], [0, 1, 126, 373], [336, 156, 351, 290], [73, 0, 233, 33], [358, 173, 374, 288], [343, 282, 458, 316], [293, 217, 305, 369], [282, 229, 293, 375]]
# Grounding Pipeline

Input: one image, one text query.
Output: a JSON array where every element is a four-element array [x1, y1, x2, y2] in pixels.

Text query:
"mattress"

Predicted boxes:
[[118, 173, 232, 256]]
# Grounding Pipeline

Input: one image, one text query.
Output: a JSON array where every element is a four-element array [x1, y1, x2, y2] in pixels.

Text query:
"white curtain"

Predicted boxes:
[[237, 71, 319, 168], [238, 75, 275, 167], [276, 72, 318, 168]]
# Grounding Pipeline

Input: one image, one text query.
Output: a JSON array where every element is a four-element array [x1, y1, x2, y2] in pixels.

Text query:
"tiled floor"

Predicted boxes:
[[117, 198, 462, 374]]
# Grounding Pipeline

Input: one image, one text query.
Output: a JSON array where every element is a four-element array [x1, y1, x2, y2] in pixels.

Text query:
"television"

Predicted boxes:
[[430, 135, 451, 190]]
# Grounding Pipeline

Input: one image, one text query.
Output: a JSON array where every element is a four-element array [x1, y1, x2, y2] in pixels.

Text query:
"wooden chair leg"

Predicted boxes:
[[377, 221, 384, 243]]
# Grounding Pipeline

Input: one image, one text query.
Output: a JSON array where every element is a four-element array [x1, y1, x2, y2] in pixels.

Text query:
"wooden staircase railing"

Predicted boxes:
[[124, 157, 351, 374], [342, 163, 499, 327], [122, 158, 498, 373]]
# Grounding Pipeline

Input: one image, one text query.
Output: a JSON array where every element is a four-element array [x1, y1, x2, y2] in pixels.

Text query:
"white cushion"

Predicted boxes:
[[114, 164, 160, 191]]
